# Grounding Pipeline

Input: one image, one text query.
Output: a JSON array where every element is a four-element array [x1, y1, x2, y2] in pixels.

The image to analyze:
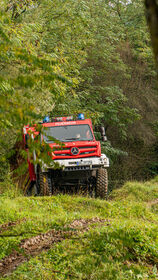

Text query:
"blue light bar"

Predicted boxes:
[[43, 116, 50, 123], [77, 113, 85, 120]]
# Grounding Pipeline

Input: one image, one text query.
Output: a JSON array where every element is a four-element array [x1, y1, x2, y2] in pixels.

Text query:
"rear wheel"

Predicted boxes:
[[26, 182, 38, 196], [39, 169, 52, 196], [96, 168, 108, 199]]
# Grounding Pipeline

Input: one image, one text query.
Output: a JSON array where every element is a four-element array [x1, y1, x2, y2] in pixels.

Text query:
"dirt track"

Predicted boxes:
[[0, 218, 110, 276], [147, 199, 158, 206]]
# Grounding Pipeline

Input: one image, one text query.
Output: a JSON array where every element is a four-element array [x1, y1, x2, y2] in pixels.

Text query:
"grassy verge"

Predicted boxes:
[[0, 177, 158, 279]]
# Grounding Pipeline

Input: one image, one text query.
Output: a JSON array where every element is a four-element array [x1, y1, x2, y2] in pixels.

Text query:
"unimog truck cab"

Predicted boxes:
[[23, 114, 109, 198]]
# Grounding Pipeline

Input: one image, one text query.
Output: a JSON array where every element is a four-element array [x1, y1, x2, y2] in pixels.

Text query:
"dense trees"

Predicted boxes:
[[0, 0, 158, 183], [0, 0, 70, 178]]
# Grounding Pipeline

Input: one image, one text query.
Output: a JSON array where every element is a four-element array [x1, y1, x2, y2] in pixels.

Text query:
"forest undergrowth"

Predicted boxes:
[[0, 177, 158, 279]]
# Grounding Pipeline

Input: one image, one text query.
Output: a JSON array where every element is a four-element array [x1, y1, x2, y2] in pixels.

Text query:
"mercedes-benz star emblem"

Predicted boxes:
[[71, 147, 79, 155]]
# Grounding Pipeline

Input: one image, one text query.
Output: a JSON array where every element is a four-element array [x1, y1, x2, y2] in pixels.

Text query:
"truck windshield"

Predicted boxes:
[[43, 124, 94, 143]]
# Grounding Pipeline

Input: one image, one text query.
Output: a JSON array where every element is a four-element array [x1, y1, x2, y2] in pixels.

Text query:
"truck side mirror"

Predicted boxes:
[[100, 126, 107, 142], [102, 135, 107, 141]]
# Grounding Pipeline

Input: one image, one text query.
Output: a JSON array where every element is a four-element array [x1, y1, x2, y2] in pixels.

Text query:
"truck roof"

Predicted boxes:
[[42, 118, 92, 127]]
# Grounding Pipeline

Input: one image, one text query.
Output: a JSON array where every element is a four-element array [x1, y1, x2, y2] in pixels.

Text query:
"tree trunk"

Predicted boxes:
[[145, 0, 158, 71]]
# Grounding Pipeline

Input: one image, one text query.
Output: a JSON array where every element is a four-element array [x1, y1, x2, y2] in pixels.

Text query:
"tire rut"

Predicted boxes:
[[147, 198, 158, 206], [0, 218, 110, 277], [0, 219, 26, 234]]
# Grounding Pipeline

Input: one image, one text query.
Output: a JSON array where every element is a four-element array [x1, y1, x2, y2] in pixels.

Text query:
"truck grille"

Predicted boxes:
[[53, 145, 97, 158]]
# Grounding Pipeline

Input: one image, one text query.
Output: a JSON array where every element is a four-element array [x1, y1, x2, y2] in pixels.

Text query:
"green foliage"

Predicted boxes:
[[0, 178, 22, 198], [0, 0, 157, 181], [77, 0, 143, 138], [101, 141, 128, 162], [0, 0, 73, 177]]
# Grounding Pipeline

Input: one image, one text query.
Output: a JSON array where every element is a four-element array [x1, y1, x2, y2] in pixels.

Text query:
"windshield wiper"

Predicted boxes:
[[79, 138, 93, 141], [64, 138, 93, 141], [65, 138, 79, 141], [46, 138, 64, 142]]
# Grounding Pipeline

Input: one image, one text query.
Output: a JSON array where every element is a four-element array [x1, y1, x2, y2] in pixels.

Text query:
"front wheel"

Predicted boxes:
[[39, 169, 52, 196], [96, 168, 108, 199]]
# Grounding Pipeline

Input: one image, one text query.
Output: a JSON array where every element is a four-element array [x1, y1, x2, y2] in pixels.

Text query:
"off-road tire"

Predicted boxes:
[[96, 168, 108, 199], [26, 182, 38, 196], [39, 169, 52, 196]]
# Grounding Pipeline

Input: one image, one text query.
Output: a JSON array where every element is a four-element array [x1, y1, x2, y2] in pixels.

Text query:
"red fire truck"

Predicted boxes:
[[23, 114, 109, 198]]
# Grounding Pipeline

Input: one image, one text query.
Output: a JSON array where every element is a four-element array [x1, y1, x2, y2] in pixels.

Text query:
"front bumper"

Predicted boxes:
[[53, 154, 109, 171]]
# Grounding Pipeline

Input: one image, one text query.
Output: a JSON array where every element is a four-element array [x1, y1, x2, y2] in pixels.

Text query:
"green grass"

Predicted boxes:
[[0, 177, 158, 279], [110, 176, 158, 202]]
